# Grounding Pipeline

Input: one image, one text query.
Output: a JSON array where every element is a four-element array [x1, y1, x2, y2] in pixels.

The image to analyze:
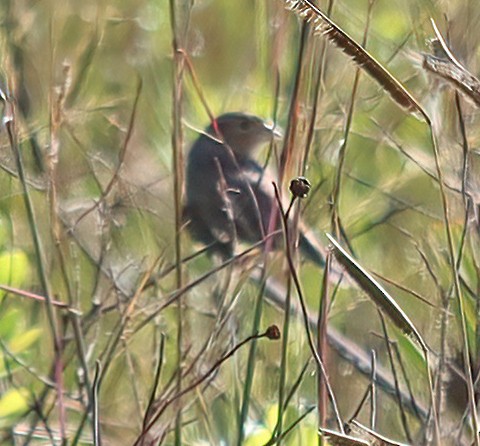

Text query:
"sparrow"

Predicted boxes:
[[183, 112, 325, 265]]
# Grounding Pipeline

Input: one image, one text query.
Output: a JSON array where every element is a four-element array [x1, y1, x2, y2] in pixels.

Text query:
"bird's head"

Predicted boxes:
[[207, 112, 282, 158]]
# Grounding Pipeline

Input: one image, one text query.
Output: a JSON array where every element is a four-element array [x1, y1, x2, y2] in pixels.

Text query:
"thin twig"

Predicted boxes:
[[273, 182, 343, 432]]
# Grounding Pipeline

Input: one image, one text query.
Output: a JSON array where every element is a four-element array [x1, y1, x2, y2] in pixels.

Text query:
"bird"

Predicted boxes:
[[183, 112, 326, 265]]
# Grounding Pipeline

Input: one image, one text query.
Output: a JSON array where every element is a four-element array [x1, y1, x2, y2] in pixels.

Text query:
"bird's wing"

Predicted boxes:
[[184, 139, 240, 256], [225, 159, 276, 244], [235, 160, 329, 266]]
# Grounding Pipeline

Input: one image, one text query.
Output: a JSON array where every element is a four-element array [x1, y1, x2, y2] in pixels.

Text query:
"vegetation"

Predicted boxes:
[[0, 0, 479, 444]]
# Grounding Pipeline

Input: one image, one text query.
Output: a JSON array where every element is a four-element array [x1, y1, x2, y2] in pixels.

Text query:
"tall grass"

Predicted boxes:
[[0, 0, 479, 445]]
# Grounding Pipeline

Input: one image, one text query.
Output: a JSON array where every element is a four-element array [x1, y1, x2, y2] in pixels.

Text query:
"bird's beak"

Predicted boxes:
[[264, 120, 283, 139]]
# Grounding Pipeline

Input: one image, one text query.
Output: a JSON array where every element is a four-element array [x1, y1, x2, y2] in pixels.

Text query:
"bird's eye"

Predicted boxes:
[[239, 120, 251, 131]]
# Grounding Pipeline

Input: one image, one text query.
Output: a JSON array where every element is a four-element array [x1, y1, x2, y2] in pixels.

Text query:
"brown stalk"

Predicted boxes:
[[273, 183, 343, 432], [423, 19, 480, 108], [134, 328, 279, 445], [282, 0, 428, 120]]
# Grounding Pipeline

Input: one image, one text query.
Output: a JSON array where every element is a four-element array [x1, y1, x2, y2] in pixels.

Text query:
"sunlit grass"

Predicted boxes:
[[0, 0, 479, 444]]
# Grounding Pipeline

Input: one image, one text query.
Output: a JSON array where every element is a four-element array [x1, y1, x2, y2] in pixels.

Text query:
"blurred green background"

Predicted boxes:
[[0, 0, 480, 444]]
